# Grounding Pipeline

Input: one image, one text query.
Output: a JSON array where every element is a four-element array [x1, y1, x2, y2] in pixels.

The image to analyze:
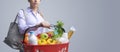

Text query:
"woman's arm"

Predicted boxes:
[[17, 10, 29, 34], [35, 21, 50, 28]]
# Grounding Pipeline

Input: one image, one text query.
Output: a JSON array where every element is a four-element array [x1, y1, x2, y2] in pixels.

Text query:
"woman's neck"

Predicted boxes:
[[30, 6, 38, 14]]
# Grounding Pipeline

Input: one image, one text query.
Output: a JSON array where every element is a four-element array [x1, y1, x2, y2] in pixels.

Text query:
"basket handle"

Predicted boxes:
[[22, 24, 66, 43], [22, 24, 54, 43], [22, 26, 37, 43]]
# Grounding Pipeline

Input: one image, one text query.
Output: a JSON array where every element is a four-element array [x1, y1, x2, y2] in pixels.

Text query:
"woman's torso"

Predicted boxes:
[[18, 7, 45, 35]]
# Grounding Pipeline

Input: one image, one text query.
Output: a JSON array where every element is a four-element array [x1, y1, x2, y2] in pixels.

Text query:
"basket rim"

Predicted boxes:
[[24, 42, 69, 46]]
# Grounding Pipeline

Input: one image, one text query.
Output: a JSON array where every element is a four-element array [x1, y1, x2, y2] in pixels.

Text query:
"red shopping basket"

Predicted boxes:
[[24, 43, 69, 52]]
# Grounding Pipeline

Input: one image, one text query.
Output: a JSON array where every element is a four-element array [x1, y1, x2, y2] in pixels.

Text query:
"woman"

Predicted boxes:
[[17, 0, 50, 52], [18, 0, 50, 34]]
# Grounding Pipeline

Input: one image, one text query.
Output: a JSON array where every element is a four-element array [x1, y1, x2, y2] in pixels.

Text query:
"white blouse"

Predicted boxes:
[[17, 7, 45, 35]]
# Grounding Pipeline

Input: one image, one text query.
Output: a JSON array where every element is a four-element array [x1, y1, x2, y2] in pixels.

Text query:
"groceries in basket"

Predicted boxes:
[[24, 20, 76, 45]]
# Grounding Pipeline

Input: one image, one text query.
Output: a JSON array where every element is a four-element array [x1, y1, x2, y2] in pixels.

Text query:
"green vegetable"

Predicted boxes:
[[52, 20, 65, 39], [56, 20, 64, 28]]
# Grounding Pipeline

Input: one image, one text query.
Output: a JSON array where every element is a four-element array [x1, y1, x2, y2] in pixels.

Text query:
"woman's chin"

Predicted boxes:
[[32, 5, 38, 8]]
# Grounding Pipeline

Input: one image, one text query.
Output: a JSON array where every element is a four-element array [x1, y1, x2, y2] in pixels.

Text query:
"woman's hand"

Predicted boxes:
[[36, 21, 50, 28], [41, 21, 50, 28]]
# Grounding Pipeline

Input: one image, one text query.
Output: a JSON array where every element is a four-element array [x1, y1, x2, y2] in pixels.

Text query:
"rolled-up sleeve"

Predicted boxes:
[[17, 10, 28, 34]]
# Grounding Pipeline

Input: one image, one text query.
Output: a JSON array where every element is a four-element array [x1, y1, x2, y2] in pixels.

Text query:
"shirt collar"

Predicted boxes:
[[27, 7, 39, 13]]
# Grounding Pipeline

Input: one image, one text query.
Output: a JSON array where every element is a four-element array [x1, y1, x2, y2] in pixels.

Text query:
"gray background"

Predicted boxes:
[[0, 0, 120, 52]]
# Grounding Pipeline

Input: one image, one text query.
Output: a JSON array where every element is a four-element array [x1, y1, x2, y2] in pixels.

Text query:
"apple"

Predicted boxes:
[[40, 33, 49, 39], [47, 34, 53, 38], [47, 31, 54, 38], [38, 39, 47, 45], [47, 38, 57, 45], [37, 34, 41, 39], [47, 31, 54, 35]]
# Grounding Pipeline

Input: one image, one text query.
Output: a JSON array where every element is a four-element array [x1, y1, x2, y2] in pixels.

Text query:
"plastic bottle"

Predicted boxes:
[[28, 31, 38, 45]]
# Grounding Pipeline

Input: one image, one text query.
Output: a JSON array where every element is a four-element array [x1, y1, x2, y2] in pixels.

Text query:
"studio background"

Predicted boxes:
[[0, 0, 120, 52]]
